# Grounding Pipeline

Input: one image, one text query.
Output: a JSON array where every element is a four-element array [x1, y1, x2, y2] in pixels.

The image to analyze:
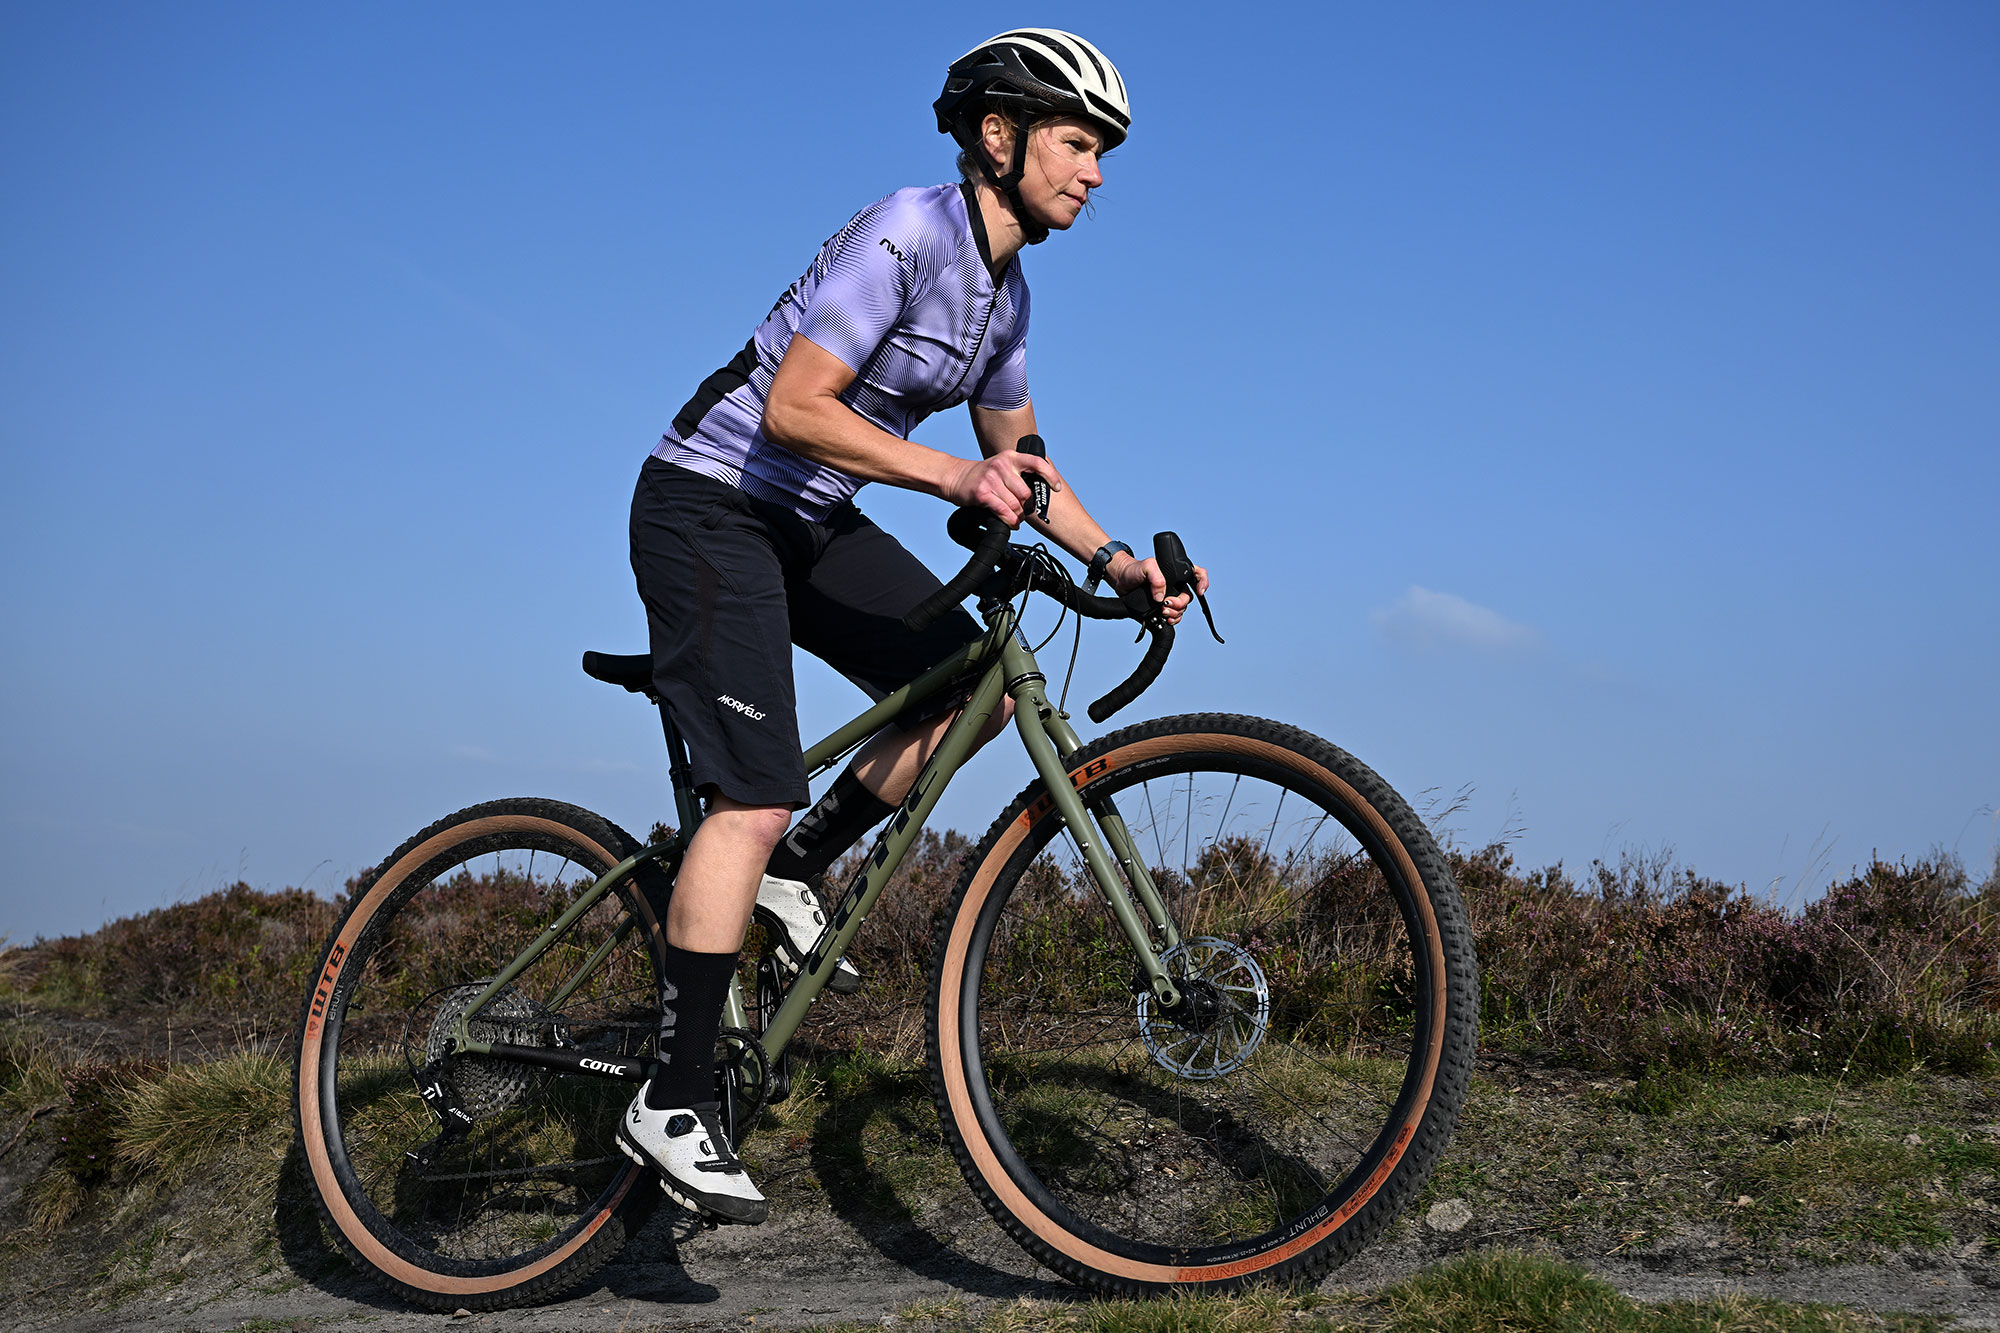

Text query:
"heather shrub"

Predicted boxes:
[[15, 883, 342, 1026], [1460, 846, 2000, 1077], [9, 826, 1995, 1082], [838, 826, 970, 987]]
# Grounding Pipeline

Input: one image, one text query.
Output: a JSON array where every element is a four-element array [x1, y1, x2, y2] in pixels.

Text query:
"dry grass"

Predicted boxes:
[[117, 1051, 292, 1191]]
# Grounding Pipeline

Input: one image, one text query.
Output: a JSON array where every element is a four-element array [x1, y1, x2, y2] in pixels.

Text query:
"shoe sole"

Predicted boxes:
[[616, 1126, 768, 1226]]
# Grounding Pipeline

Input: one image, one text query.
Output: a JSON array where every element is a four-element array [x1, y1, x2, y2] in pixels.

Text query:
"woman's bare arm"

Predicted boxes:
[[762, 335, 1060, 527], [969, 401, 1209, 620]]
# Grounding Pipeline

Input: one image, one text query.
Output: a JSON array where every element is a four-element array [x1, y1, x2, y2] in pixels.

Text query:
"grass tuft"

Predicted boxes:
[[117, 1051, 292, 1190], [1378, 1250, 1636, 1332]]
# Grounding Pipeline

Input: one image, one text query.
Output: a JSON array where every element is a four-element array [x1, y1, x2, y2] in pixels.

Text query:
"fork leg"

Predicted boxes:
[[1041, 709, 1183, 952], [1003, 652, 1181, 1009]]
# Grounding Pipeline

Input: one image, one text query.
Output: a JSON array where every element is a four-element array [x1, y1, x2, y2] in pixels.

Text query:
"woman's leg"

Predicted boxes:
[[623, 462, 807, 1223], [667, 798, 794, 952], [769, 502, 1015, 883]]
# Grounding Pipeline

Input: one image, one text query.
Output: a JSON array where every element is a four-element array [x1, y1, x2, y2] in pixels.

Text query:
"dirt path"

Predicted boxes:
[[9, 1188, 2000, 1333]]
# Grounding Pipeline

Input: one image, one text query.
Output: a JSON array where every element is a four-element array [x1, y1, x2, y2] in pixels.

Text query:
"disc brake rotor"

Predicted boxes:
[[1135, 937, 1271, 1079], [423, 982, 563, 1117]]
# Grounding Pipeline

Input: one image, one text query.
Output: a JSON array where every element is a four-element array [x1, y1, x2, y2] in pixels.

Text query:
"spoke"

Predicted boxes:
[[418, 1154, 621, 1184], [1215, 774, 1241, 846], [1142, 780, 1165, 869], [1277, 811, 1336, 881], [1252, 1037, 1399, 1136], [980, 1012, 1139, 1063], [1183, 772, 1193, 872], [1060, 825, 1091, 886], [1260, 787, 1287, 870]]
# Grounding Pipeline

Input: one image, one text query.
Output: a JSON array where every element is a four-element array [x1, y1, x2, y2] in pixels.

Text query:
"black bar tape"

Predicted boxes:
[[905, 510, 1011, 632], [1089, 620, 1175, 723]]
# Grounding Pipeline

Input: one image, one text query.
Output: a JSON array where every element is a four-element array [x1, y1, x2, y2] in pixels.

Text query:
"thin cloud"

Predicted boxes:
[[1372, 586, 1540, 653]]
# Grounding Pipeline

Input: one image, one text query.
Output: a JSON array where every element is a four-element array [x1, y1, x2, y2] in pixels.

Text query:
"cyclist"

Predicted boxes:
[[619, 28, 1208, 1226]]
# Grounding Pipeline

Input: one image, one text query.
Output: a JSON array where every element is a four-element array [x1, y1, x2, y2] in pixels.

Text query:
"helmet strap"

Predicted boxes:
[[966, 109, 1050, 249], [1002, 112, 1050, 246]]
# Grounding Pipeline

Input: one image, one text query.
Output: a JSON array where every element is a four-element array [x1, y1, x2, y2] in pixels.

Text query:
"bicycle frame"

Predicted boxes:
[[445, 594, 1185, 1093]]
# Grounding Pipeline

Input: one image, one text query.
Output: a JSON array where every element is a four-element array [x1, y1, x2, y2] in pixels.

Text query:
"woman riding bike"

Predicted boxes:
[[622, 28, 1209, 1225]]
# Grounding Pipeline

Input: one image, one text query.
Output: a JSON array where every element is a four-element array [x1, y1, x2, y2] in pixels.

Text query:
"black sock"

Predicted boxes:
[[764, 764, 897, 884], [645, 942, 740, 1110]]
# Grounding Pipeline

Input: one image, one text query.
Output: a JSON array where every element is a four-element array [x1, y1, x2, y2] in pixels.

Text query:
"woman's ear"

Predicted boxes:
[[981, 112, 1014, 173]]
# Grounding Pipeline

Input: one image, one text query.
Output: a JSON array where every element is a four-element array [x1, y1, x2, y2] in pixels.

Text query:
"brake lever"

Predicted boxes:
[[1153, 531, 1224, 644], [1015, 434, 1051, 523]]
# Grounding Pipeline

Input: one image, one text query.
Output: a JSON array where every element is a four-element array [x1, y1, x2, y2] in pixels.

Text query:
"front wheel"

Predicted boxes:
[[292, 798, 671, 1311], [927, 715, 1479, 1295]]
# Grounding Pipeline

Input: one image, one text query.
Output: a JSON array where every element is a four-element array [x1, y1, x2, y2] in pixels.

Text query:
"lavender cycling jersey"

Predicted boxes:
[[652, 182, 1030, 520]]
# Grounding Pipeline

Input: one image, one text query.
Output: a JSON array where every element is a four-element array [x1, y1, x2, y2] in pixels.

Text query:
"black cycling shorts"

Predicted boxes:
[[628, 458, 982, 809]]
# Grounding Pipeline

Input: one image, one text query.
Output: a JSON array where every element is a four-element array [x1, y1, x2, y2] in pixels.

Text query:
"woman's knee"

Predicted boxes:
[[974, 695, 1015, 747], [701, 796, 795, 850]]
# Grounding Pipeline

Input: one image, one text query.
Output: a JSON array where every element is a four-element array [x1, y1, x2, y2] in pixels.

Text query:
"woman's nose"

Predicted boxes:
[[1080, 157, 1103, 188]]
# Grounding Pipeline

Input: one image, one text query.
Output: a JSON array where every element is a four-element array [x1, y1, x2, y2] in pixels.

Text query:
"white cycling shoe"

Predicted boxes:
[[754, 874, 861, 995], [618, 1087, 768, 1225]]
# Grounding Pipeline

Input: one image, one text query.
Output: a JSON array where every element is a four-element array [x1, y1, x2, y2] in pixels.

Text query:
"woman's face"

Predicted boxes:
[[985, 115, 1107, 231]]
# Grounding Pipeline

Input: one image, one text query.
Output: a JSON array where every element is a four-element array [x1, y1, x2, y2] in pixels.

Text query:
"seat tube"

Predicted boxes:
[[1002, 638, 1181, 1008]]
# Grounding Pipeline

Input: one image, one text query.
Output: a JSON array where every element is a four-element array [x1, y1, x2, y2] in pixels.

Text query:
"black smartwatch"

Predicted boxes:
[[1084, 539, 1133, 593]]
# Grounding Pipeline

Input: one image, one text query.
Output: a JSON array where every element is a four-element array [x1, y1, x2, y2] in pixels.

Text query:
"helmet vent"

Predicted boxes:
[[1084, 91, 1130, 131], [1015, 48, 1069, 91]]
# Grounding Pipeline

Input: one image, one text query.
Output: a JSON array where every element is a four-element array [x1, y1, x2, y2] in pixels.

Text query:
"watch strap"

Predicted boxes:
[[1085, 540, 1134, 592]]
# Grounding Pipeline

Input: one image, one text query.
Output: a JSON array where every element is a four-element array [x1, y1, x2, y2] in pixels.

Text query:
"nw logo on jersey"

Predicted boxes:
[[717, 694, 766, 721], [878, 237, 909, 264]]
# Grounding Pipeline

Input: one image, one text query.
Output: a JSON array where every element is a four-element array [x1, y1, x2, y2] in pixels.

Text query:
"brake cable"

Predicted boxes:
[[1012, 541, 1091, 719]]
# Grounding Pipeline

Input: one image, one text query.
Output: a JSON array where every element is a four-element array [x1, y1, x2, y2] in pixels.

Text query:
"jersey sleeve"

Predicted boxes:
[[970, 279, 1031, 411], [793, 196, 930, 375]]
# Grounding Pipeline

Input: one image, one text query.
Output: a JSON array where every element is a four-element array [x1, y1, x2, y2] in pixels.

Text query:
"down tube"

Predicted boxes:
[[757, 664, 1009, 1059]]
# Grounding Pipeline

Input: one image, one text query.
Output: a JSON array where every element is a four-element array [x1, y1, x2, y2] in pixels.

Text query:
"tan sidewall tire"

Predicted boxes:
[[926, 715, 1479, 1295], [291, 798, 669, 1311]]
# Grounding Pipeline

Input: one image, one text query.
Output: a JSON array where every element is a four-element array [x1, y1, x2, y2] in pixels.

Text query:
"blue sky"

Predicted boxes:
[[3, 3, 1995, 943]]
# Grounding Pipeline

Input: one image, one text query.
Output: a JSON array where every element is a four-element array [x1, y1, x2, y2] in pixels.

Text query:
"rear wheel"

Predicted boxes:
[[293, 798, 670, 1310], [928, 715, 1479, 1295]]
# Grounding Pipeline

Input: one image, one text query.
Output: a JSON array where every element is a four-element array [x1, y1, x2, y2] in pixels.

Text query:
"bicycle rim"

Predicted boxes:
[[930, 715, 1478, 1293], [294, 799, 668, 1308]]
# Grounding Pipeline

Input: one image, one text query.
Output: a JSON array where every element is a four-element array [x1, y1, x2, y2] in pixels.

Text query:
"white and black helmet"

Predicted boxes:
[[935, 29, 1129, 245], [934, 28, 1131, 151]]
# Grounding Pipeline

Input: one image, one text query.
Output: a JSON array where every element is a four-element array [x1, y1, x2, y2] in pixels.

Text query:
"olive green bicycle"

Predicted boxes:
[[291, 509, 1480, 1310]]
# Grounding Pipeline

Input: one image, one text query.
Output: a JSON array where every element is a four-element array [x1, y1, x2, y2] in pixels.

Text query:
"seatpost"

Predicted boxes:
[[655, 701, 703, 838]]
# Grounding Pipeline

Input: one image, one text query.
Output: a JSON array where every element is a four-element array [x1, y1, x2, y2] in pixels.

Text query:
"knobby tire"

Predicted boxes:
[[926, 714, 1479, 1295], [291, 798, 671, 1311]]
